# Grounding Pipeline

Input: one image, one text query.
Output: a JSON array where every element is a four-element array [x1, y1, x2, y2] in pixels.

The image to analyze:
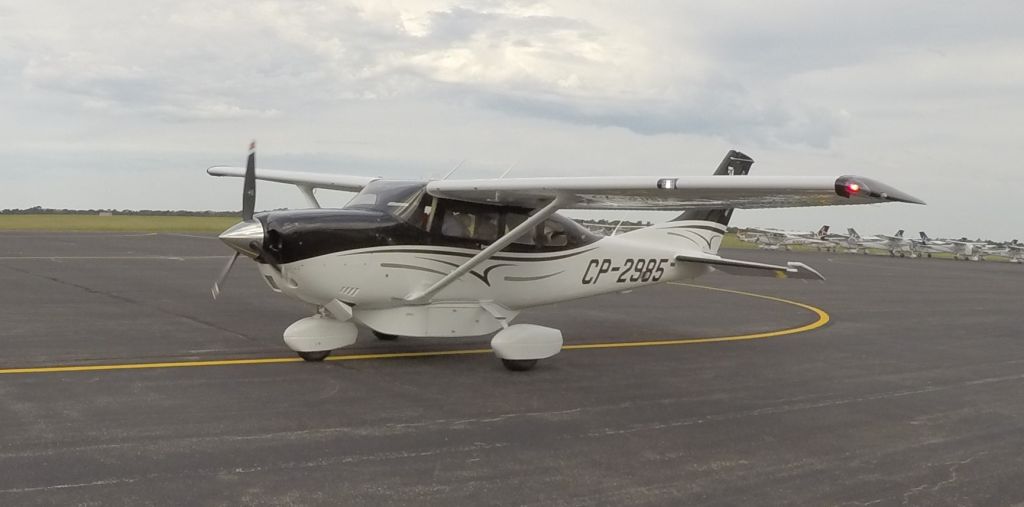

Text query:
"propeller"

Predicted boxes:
[[211, 141, 264, 299], [211, 252, 239, 299]]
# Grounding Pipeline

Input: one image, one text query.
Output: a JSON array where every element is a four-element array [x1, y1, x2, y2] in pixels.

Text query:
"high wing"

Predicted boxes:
[[207, 166, 378, 193], [426, 175, 923, 210]]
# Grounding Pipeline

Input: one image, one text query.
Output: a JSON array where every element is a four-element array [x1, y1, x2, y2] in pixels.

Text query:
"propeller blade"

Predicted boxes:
[[211, 252, 241, 299], [242, 140, 256, 221]]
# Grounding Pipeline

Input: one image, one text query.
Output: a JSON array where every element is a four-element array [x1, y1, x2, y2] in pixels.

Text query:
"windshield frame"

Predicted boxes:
[[343, 181, 429, 222]]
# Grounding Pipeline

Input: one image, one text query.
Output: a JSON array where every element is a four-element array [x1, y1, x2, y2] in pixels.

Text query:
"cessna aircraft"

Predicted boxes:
[[984, 240, 1024, 263], [737, 226, 832, 251], [848, 228, 917, 257], [208, 145, 923, 370], [916, 232, 982, 261]]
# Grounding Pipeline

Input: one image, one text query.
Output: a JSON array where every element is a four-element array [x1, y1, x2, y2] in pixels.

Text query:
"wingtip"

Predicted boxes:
[[787, 261, 825, 281]]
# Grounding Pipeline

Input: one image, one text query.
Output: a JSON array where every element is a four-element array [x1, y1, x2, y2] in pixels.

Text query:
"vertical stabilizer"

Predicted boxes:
[[672, 150, 753, 226]]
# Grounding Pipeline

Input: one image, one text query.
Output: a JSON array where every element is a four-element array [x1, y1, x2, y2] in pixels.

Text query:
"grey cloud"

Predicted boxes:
[[5, 2, 851, 145], [463, 85, 846, 147]]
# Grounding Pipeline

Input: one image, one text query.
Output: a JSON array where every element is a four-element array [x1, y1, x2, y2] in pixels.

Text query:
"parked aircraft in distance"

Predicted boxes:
[[737, 225, 832, 251], [847, 229, 918, 257], [984, 240, 1024, 263], [915, 232, 983, 261]]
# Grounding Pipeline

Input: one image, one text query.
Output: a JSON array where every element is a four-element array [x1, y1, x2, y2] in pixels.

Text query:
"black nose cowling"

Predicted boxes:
[[259, 209, 402, 264]]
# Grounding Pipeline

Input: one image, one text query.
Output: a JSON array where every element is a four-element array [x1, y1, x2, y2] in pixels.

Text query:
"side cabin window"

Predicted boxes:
[[503, 212, 569, 247], [441, 209, 499, 242], [432, 199, 597, 251]]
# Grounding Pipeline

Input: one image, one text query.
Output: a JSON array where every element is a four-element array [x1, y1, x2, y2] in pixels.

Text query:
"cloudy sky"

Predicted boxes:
[[1, 1, 1021, 238]]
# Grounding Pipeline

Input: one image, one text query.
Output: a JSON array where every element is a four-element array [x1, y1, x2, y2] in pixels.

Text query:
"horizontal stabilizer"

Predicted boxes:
[[675, 253, 825, 280]]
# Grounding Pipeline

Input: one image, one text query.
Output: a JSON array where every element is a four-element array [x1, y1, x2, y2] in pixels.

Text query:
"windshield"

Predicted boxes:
[[344, 181, 428, 220]]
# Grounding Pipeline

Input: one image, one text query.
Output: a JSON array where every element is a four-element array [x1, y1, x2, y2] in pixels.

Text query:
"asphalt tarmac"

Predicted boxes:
[[1, 232, 1022, 506]]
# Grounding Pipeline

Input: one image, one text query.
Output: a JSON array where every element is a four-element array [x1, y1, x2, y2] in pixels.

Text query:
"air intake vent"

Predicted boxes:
[[339, 286, 360, 298]]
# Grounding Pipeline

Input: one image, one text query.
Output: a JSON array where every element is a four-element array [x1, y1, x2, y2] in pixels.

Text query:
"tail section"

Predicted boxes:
[[895, 229, 904, 238], [919, 231, 931, 242], [816, 225, 830, 239], [848, 228, 862, 241], [672, 150, 753, 227]]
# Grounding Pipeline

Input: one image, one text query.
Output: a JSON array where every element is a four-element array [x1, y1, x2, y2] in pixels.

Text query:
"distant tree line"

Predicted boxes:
[[1, 207, 239, 217]]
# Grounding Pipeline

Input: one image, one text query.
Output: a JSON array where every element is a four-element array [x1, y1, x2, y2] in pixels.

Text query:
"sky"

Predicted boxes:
[[1, 1, 1021, 239]]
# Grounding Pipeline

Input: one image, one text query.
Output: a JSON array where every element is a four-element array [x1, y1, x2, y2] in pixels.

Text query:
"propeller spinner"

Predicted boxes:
[[212, 141, 266, 299]]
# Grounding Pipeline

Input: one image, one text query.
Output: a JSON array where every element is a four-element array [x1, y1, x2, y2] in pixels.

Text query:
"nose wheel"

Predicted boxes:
[[501, 359, 538, 371], [491, 324, 562, 372], [297, 350, 331, 362], [373, 330, 399, 341]]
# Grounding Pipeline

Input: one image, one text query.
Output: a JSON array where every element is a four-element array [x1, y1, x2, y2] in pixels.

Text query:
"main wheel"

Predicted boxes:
[[501, 359, 538, 371], [298, 350, 331, 362], [373, 330, 399, 341]]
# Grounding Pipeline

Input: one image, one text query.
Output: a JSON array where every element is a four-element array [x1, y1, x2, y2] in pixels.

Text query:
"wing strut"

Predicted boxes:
[[404, 196, 569, 304], [297, 185, 321, 208]]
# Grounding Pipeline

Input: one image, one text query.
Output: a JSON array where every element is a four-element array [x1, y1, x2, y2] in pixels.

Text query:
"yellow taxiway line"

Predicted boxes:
[[0, 283, 828, 375]]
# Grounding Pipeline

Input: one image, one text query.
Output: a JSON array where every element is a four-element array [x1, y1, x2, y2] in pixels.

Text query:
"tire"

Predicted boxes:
[[298, 350, 331, 362], [373, 330, 399, 341], [501, 359, 538, 371]]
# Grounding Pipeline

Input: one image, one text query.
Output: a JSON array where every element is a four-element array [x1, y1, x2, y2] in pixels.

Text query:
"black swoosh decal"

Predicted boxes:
[[668, 231, 712, 249], [416, 256, 515, 286], [504, 271, 564, 282], [341, 246, 598, 263], [379, 263, 448, 277], [663, 224, 728, 234]]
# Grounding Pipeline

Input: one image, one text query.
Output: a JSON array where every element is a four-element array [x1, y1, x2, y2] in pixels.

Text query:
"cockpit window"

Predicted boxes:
[[344, 181, 428, 222]]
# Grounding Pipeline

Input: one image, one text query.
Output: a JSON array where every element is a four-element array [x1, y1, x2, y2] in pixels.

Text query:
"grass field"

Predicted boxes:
[[0, 215, 238, 233], [720, 233, 755, 249]]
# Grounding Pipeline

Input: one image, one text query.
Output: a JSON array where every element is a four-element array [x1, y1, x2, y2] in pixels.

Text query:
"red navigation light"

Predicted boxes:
[[847, 183, 861, 193]]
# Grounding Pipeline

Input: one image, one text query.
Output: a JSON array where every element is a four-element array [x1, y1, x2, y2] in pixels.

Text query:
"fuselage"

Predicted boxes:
[[243, 181, 721, 336]]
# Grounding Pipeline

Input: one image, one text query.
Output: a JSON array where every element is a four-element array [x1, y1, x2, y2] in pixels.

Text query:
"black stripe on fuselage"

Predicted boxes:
[[661, 224, 728, 235], [340, 246, 600, 263]]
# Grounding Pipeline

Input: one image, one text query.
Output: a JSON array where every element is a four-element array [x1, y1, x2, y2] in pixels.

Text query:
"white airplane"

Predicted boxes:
[[985, 241, 1024, 263], [817, 226, 864, 253], [208, 145, 923, 370], [970, 239, 1019, 264], [848, 228, 918, 257], [916, 232, 982, 261], [737, 225, 832, 251]]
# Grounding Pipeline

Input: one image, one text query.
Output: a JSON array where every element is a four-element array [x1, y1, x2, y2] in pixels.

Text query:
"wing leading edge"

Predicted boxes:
[[426, 175, 924, 210], [207, 166, 378, 193]]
